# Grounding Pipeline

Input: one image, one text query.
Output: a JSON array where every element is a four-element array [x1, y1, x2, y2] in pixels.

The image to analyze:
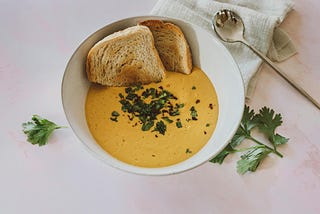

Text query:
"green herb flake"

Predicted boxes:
[[110, 117, 118, 122], [119, 93, 124, 99], [177, 103, 185, 108], [142, 120, 154, 131], [176, 121, 183, 128], [132, 84, 143, 92], [111, 111, 120, 117], [125, 87, 132, 94], [153, 120, 166, 135], [110, 111, 120, 122], [169, 109, 180, 116], [126, 93, 138, 101], [190, 106, 198, 120], [162, 117, 173, 123], [186, 148, 192, 154], [192, 86, 196, 90]]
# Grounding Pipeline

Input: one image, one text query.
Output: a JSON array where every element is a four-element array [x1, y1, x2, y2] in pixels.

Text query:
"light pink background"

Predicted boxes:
[[0, 1, 319, 213]]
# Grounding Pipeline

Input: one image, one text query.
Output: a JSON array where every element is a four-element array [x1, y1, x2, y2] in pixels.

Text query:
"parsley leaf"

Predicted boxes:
[[272, 134, 289, 146], [230, 105, 258, 148], [237, 146, 271, 174], [22, 115, 66, 146], [210, 144, 236, 164], [229, 127, 247, 148], [255, 107, 289, 147], [242, 105, 259, 131]]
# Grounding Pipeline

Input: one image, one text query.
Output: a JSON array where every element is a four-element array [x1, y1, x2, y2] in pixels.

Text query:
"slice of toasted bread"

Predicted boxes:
[[86, 25, 166, 86], [139, 20, 193, 74]]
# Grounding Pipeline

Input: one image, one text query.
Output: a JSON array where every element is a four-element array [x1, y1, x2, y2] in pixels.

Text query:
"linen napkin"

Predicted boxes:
[[151, 0, 296, 98]]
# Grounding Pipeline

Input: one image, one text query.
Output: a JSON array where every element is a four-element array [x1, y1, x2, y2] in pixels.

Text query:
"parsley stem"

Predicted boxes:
[[53, 125, 68, 130], [247, 136, 283, 158], [233, 145, 265, 153]]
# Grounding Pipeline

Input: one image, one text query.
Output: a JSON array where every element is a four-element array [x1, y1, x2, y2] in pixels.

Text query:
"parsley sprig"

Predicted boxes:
[[210, 105, 289, 174], [22, 115, 66, 146]]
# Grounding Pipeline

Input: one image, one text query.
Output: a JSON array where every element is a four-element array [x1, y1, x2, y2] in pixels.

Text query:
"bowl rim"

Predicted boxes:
[[61, 15, 245, 176]]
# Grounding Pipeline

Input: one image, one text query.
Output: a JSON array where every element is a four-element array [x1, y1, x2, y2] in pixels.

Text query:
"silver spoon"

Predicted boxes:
[[212, 9, 320, 110]]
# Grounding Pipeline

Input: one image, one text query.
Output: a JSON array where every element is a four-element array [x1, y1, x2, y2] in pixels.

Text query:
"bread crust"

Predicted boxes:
[[86, 25, 166, 86], [139, 20, 193, 74]]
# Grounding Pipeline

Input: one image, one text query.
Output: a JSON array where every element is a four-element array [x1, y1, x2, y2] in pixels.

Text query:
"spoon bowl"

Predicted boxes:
[[212, 9, 245, 43]]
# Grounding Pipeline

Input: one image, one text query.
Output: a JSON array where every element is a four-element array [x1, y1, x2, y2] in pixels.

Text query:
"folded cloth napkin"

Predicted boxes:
[[151, 0, 296, 98]]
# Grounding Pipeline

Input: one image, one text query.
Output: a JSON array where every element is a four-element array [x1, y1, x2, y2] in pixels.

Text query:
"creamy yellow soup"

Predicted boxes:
[[85, 67, 218, 167]]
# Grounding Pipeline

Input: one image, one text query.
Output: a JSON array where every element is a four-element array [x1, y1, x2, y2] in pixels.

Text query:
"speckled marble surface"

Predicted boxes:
[[0, 1, 319, 213]]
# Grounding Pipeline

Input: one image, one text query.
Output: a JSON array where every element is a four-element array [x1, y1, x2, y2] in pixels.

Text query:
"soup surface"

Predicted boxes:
[[85, 67, 218, 167]]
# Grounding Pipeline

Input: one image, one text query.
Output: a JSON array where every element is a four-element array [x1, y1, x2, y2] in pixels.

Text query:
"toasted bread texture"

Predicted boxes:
[[86, 25, 166, 86], [139, 20, 193, 74]]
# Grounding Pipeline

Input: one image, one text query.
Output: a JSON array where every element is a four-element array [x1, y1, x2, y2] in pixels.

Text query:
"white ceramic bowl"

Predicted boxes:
[[61, 16, 244, 175]]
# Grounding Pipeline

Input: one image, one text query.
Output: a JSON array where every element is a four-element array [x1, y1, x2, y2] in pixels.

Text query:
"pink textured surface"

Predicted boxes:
[[0, 1, 319, 213]]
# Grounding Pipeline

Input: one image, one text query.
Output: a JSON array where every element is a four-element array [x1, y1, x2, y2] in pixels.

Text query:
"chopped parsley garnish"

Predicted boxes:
[[113, 85, 186, 135], [192, 86, 196, 90], [111, 85, 206, 136]]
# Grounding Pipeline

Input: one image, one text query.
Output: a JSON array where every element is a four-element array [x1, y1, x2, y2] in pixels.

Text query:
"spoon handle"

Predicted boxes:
[[241, 40, 320, 110]]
